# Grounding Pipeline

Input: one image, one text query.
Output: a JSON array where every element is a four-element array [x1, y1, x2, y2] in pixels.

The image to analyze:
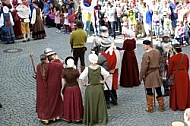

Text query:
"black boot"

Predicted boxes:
[[163, 80, 169, 96], [106, 102, 110, 109], [0, 102, 2, 108]]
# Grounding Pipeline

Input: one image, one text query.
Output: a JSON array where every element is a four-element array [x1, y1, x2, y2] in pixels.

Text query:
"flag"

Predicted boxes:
[[81, 0, 97, 13]]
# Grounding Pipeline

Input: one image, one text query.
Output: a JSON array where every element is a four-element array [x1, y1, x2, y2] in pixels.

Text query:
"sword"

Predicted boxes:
[[100, 74, 117, 103]]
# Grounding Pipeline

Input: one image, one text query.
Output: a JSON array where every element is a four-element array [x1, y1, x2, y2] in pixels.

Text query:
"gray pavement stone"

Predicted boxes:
[[0, 27, 189, 126]]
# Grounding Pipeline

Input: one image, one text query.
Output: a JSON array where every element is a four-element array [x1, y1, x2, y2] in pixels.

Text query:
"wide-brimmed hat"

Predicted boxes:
[[88, 53, 98, 64], [44, 48, 56, 56], [65, 56, 75, 66], [101, 38, 111, 47]]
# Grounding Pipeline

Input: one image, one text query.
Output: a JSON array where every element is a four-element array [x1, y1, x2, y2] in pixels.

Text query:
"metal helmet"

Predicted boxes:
[[44, 48, 56, 56], [101, 38, 112, 48], [99, 26, 109, 37]]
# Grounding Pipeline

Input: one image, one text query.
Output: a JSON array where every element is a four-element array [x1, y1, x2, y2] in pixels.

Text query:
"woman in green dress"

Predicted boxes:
[[79, 53, 110, 126]]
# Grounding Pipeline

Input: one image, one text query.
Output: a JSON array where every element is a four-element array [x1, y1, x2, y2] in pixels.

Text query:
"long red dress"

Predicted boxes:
[[168, 53, 190, 111], [36, 59, 63, 120], [117, 38, 140, 87], [62, 68, 83, 122]]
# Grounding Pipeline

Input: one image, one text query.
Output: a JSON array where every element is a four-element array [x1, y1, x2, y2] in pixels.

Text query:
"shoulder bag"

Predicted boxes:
[[168, 54, 184, 86]]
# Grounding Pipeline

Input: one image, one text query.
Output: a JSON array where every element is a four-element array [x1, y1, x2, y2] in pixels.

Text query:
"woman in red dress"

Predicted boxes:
[[62, 56, 83, 123], [168, 44, 190, 111], [116, 29, 140, 87]]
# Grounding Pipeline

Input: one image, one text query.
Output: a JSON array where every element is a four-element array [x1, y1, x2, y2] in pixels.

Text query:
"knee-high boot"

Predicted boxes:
[[146, 95, 154, 113], [157, 97, 165, 112]]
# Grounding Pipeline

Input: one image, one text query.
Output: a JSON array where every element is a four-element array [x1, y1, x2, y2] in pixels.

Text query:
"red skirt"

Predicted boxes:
[[62, 85, 83, 122]]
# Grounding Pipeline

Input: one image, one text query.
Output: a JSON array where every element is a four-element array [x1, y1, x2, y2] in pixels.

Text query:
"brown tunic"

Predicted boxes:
[[139, 49, 162, 88]]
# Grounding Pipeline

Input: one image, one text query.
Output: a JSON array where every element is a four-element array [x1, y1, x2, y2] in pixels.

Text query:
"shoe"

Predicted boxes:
[[22, 40, 27, 42], [107, 103, 110, 109], [0, 103, 2, 108], [42, 120, 49, 124], [57, 30, 61, 33], [110, 100, 118, 105], [27, 38, 30, 41], [5, 42, 10, 44]]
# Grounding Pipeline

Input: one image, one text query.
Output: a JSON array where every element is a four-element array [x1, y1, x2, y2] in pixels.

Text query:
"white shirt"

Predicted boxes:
[[79, 65, 109, 80]]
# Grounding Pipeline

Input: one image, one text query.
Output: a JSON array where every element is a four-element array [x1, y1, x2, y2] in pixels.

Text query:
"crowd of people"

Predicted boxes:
[[1, 0, 190, 46], [0, 0, 46, 44]]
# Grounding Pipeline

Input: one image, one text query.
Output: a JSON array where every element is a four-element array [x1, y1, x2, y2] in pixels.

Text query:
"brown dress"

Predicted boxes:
[[62, 68, 83, 122], [32, 8, 46, 39]]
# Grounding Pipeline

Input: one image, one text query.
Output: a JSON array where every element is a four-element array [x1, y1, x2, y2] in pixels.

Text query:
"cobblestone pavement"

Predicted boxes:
[[0, 27, 190, 126]]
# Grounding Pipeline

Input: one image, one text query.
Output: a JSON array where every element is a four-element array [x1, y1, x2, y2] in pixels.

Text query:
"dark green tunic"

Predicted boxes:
[[84, 67, 108, 126]]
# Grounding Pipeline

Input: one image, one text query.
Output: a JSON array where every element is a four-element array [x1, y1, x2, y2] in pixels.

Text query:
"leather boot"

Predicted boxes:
[[157, 97, 165, 112], [146, 95, 154, 113], [80, 66, 85, 73]]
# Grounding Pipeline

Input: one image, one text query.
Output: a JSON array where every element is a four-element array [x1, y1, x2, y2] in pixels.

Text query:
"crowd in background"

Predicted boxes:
[[0, 0, 190, 46]]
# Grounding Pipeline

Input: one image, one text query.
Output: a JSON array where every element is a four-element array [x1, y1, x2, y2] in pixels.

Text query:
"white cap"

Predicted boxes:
[[88, 52, 98, 64]]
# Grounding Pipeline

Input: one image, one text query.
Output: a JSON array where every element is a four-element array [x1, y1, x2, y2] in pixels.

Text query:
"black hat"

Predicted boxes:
[[143, 40, 151, 45], [65, 56, 75, 65]]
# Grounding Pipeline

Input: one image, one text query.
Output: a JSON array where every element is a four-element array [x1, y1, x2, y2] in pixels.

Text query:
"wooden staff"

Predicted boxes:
[[29, 54, 36, 74]]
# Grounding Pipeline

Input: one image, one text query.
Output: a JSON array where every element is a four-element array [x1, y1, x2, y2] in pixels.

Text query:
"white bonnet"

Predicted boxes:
[[65, 56, 76, 69], [89, 52, 98, 64]]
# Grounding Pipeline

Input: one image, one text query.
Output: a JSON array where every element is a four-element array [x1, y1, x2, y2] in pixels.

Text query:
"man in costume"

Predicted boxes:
[[155, 32, 173, 96], [93, 26, 120, 108], [16, 0, 31, 42], [70, 21, 87, 72], [139, 40, 165, 113]]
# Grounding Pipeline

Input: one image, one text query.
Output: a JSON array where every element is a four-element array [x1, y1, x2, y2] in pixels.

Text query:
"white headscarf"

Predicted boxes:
[[66, 58, 76, 69]]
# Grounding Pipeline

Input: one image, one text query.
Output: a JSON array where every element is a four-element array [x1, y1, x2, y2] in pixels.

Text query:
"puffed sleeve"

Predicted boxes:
[[79, 67, 88, 80], [9, 12, 14, 26], [31, 9, 36, 25], [0, 13, 4, 28], [100, 66, 109, 78]]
